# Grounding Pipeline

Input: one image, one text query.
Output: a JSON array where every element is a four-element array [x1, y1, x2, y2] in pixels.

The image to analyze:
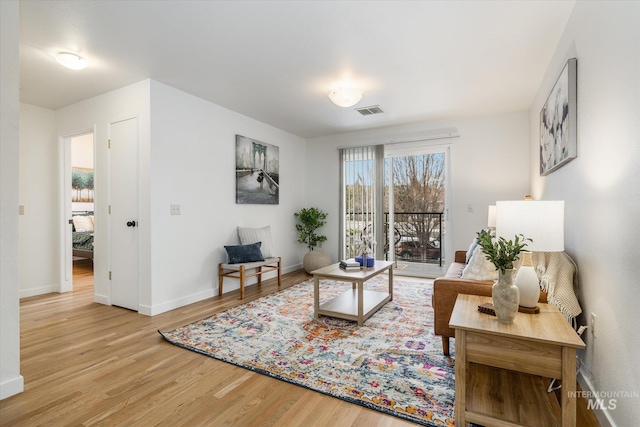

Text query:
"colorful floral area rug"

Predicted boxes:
[[159, 277, 455, 426]]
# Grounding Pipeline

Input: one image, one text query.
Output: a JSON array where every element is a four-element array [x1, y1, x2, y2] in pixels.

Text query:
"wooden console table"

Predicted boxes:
[[449, 294, 585, 427], [311, 260, 393, 326]]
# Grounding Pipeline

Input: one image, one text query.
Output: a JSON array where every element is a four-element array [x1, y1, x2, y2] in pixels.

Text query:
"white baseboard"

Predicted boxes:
[[283, 263, 303, 274], [578, 368, 616, 427], [138, 304, 152, 316], [135, 263, 307, 317], [94, 293, 109, 305], [19, 284, 58, 299], [0, 375, 24, 400], [144, 288, 216, 316]]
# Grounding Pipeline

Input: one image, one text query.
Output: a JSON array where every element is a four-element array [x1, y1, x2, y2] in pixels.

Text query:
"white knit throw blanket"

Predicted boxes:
[[533, 252, 582, 322]]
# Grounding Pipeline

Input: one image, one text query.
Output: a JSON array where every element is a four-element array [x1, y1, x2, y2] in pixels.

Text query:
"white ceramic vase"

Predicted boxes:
[[514, 252, 540, 308], [492, 269, 519, 324]]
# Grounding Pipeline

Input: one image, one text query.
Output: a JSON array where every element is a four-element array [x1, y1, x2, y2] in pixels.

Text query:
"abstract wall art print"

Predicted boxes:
[[540, 58, 577, 176], [235, 135, 280, 204]]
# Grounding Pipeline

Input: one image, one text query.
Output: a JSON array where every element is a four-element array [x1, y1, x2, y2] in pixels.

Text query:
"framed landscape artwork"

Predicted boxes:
[[540, 58, 577, 176], [71, 167, 94, 203], [235, 135, 280, 204]]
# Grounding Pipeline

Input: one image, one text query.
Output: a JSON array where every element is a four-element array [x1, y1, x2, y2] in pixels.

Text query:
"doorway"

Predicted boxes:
[[63, 132, 95, 292], [339, 143, 451, 278], [384, 146, 450, 278]]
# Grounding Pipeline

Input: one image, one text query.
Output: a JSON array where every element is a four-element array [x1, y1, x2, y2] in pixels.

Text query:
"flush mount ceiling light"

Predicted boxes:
[[55, 52, 88, 70], [328, 87, 363, 108]]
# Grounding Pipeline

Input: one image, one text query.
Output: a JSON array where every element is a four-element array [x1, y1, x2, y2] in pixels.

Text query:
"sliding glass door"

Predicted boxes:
[[339, 143, 450, 277], [385, 145, 450, 277]]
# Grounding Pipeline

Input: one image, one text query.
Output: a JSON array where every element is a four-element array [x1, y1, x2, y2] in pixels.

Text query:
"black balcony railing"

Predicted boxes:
[[384, 212, 443, 267], [344, 212, 444, 266]]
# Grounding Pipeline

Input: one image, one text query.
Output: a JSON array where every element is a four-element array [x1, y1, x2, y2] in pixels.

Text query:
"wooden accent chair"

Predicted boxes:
[[218, 257, 281, 300], [218, 226, 282, 299]]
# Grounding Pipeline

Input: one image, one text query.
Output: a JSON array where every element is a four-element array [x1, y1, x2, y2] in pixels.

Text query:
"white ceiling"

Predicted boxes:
[[19, 1, 575, 139]]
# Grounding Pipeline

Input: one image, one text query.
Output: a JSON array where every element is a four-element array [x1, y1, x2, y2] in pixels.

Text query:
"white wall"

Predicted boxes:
[[71, 133, 94, 169], [24, 78, 307, 317], [306, 112, 530, 263], [56, 80, 152, 307], [528, 2, 640, 425], [19, 104, 59, 297], [0, 0, 24, 400], [148, 81, 307, 314]]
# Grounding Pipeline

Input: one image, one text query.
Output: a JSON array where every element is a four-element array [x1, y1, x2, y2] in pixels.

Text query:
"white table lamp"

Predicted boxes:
[[496, 200, 564, 308]]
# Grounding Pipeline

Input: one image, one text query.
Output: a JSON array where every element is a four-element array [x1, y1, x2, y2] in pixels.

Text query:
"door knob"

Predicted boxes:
[[126, 221, 137, 227]]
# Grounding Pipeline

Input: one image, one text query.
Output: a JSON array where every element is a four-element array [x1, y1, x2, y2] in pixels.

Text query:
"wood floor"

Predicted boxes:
[[0, 262, 599, 426]]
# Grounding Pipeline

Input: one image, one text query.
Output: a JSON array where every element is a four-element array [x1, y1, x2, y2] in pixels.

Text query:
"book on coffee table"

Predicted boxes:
[[339, 259, 360, 271]]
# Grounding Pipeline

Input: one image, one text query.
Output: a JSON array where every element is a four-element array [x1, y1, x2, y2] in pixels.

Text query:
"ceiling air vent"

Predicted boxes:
[[355, 105, 384, 116]]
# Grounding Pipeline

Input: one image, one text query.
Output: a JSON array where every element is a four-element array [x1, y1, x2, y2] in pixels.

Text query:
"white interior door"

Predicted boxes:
[[109, 117, 139, 311], [61, 137, 73, 292]]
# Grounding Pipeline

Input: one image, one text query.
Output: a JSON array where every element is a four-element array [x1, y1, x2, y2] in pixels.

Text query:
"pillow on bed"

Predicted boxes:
[[72, 215, 94, 232], [224, 242, 264, 264], [237, 226, 274, 258]]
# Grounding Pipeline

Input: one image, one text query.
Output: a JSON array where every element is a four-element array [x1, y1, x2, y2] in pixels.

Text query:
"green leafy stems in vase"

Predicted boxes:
[[475, 229, 531, 324], [475, 229, 531, 274]]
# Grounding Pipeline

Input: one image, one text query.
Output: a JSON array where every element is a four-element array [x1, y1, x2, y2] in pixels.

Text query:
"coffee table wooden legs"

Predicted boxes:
[[313, 275, 320, 321], [388, 266, 393, 301], [357, 281, 364, 326]]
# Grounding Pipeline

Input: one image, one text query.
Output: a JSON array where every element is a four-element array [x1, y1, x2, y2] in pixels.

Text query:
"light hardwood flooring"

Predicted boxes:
[[0, 262, 599, 426]]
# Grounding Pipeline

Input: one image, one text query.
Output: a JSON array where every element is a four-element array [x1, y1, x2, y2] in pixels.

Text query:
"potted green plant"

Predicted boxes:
[[475, 229, 531, 324], [294, 207, 331, 273]]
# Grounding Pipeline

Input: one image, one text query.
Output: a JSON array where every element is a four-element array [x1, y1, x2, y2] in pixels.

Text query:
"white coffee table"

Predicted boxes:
[[311, 260, 394, 326]]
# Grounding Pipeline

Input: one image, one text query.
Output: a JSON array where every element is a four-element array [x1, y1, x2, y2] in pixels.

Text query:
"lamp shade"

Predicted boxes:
[[495, 200, 564, 252]]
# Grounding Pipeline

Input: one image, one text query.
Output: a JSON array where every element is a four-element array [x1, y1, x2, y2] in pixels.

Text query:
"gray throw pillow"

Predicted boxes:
[[238, 226, 274, 258]]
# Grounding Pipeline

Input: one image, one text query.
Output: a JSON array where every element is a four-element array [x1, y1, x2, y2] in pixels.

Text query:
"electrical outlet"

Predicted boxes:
[[170, 204, 181, 215], [590, 312, 597, 338]]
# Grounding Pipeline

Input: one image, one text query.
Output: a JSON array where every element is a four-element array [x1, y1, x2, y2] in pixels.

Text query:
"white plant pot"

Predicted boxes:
[[303, 250, 331, 273]]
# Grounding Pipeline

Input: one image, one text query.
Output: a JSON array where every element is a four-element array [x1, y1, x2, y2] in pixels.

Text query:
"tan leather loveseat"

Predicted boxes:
[[432, 250, 547, 356]]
